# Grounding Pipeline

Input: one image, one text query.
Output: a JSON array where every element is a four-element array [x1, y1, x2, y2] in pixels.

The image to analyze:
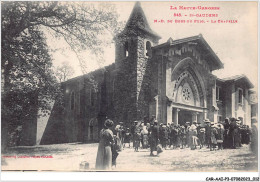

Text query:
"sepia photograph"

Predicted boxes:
[[1, 0, 259, 179]]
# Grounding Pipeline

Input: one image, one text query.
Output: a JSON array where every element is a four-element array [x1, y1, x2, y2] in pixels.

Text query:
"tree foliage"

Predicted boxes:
[[55, 61, 75, 83], [1, 1, 120, 147]]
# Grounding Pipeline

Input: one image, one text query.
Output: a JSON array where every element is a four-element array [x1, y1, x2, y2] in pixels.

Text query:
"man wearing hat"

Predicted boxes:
[[161, 124, 168, 149], [118, 122, 125, 150], [130, 121, 136, 145], [170, 124, 178, 149], [196, 122, 201, 133], [159, 123, 164, 147], [196, 122, 203, 148], [223, 118, 231, 148], [150, 120, 159, 156], [229, 117, 239, 149], [124, 128, 131, 148], [235, 119, 242, 147], [185, 122, 191, 147], [204, 119, 211, 148], [133, 121, 141, 152], [179, 125, 186, 149]]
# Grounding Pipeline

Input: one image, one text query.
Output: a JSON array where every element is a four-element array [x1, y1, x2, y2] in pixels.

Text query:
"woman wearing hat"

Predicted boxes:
[[210, 123, 218, 151], [216, 123, 224, 150], [133, 121, 141, 152], [229, 118, 239, 149], [96, 119, 114, 170], [141, 125, 149, 149], [189, 122, 198, 150]]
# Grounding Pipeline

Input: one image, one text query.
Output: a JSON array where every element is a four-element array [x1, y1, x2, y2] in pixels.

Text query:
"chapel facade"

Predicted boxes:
[[40, 2, 255, 144]]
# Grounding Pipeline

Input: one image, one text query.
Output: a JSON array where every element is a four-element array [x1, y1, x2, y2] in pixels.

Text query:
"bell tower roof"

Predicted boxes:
[[119, 2, 161, 39]]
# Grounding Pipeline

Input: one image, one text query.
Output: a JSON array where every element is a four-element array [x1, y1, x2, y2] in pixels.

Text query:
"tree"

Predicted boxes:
[[55, 61, 75, 83], [1, 2, 120, 149]]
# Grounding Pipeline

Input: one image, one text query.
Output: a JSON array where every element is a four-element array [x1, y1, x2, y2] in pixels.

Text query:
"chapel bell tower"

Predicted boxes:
[[114, 2, 161, 125]]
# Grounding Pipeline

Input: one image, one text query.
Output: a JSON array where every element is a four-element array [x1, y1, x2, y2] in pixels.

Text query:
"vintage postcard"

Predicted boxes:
[[1, 0, 258, 179]]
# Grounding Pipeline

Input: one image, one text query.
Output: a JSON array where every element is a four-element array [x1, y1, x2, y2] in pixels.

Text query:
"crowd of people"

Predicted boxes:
[[114, 117, 253, 155], [95, 117, 257, 170]]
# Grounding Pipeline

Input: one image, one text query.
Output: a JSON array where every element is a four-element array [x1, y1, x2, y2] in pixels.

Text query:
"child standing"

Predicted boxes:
[[124, 128, 131, 148]]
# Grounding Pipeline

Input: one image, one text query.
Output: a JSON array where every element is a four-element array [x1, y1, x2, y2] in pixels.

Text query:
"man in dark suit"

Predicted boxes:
[[150, 120, 159, 156], [229, 117, 238, 149], [223, 118, 230, 148], [204, 119, 211, 148]]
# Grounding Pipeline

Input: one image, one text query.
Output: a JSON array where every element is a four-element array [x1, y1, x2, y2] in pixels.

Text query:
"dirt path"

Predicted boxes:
[[1, 143, 257, 172]]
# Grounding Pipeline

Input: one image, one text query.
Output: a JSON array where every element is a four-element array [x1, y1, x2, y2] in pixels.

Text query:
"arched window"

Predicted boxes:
[[124, 41, 129, 57], [70, 92, 75, 110], [79, 88, 85, 117], [146, 41, 152, 57], [90, 89, 95, 106]]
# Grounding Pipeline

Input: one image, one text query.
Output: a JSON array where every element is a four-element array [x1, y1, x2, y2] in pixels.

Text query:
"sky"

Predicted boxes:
[[47, 1, 258, 90]]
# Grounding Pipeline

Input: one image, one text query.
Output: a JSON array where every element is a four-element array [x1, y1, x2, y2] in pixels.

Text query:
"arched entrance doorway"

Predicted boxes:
[[167, 58, 207, 126]]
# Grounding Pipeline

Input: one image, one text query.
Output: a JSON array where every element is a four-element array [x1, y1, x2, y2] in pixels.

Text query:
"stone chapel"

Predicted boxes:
[[39, 2, 255, 145]]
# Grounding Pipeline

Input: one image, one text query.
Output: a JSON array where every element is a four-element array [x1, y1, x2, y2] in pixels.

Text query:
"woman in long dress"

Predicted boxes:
[[210, 124, 218, 151], [216, 123, 224, 150], [95, 119, 114, 170], [189, 123, 198, 150], [133, 123, 141, 152], [141, 126, 149, 149]]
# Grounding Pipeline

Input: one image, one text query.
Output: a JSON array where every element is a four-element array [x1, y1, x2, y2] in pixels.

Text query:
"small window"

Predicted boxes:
[[70, 92, 75, 110], [145, 41, 152, 57], [90, 89, 95, 106], [216, 86, 222, 101], [124, 41, 129, 57], [79, 88, 85, 117], [238, 88, 243, 105], [218, 116, 222, 123]]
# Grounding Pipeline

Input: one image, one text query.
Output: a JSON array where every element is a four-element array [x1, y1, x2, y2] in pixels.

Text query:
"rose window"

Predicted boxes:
[[182, 87, 191, 102]]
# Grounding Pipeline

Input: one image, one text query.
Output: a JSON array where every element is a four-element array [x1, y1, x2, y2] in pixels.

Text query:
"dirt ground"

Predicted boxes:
[[1, 143, 258, 172]]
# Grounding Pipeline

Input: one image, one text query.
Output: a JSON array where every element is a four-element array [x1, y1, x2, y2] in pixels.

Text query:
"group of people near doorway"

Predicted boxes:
[[95, 117, 257, 170], [126, 117, 252, 152]]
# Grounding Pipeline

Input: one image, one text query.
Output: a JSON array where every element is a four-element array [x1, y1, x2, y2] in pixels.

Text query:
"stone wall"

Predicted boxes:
[[41, 64, 116, 144], [114, 32, 159, 127], [114, 37, 138, 127]]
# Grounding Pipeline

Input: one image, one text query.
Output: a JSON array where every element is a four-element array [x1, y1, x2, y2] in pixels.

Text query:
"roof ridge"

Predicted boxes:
[[222, 74, 245, 81], [64, 63, 115, 83]]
